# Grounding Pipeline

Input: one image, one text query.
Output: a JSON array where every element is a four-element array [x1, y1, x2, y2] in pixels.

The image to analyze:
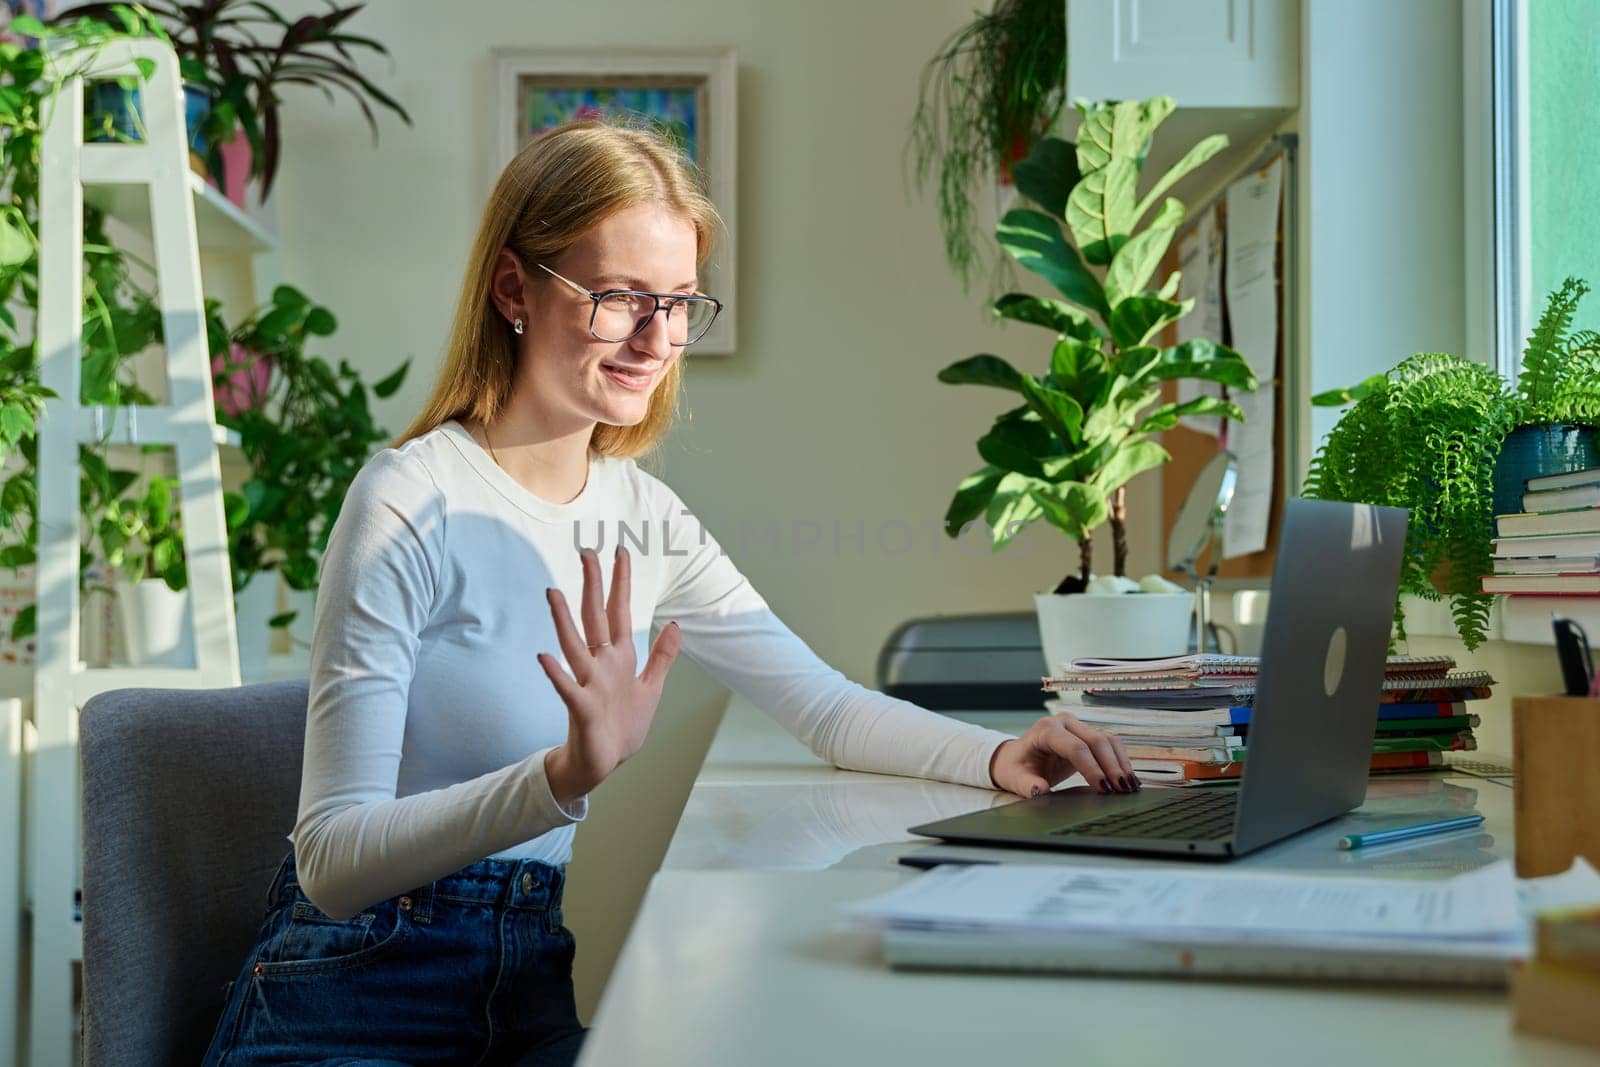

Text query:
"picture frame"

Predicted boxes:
[[492, 47, 738, 356]]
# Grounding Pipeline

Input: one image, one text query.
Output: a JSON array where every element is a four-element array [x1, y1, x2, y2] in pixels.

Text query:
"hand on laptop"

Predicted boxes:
[[988, 710, 1139, 797]]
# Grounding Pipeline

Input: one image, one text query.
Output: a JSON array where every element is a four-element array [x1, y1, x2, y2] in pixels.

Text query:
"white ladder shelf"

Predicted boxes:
[[27, 38, 242, 1066]]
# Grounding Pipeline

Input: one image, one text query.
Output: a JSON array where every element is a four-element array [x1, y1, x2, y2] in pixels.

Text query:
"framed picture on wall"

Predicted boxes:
[[492, 48, 738, 356]]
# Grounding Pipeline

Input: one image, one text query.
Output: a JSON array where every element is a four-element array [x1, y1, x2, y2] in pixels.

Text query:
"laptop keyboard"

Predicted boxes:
[[1051, 790, 1239, 841]]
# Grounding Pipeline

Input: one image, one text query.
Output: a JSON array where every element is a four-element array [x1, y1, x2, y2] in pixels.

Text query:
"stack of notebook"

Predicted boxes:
[[1485, 464, 1600, 596], [1042, 653, 1494, 785]]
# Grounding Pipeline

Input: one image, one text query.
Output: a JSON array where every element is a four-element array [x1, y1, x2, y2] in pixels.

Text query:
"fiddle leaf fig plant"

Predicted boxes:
[[940, 97, 1255, 593]]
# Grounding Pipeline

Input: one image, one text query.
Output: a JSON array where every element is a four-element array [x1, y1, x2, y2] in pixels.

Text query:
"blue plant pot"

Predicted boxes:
[[85, 81, 213, 159], [1492, 423, 1600, 517]]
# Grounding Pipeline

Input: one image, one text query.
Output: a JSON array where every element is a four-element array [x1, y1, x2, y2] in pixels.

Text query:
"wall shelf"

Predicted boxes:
[[83, 170, 278, 255]]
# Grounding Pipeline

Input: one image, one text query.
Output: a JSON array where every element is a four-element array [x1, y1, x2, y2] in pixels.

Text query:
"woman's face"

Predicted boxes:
[[503, 203, 699, 431]]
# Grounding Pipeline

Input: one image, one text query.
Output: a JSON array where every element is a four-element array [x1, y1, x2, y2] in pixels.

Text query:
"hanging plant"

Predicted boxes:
[[906, 0, 1066, 292]]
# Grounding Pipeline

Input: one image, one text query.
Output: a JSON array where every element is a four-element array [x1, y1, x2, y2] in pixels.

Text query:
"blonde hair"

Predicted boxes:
[[397, 119, 721, 458]]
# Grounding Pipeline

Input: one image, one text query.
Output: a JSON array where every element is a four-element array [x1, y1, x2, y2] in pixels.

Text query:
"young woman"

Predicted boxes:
[[201, 119, 1136, 1067]]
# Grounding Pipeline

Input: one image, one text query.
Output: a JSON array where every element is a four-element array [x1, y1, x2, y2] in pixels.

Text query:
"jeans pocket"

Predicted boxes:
[[253, 896, 411, 978]]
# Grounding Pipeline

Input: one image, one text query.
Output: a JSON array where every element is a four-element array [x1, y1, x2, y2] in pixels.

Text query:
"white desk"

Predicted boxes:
[[579, 698, 1589, 1066]]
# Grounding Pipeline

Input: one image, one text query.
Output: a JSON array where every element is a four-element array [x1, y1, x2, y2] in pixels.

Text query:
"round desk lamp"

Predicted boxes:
[[1166, 451, 1238, 653]]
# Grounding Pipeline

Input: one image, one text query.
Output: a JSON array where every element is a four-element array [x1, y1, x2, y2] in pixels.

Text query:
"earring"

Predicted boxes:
[[513, 317, 525, 335]]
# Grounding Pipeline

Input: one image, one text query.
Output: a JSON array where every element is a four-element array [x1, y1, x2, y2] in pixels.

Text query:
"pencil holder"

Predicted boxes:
[[1513, 695, 1600, 877]]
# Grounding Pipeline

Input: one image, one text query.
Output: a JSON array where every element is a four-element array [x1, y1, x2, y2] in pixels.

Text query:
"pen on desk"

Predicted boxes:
[[1338, 814, 1486, 850]]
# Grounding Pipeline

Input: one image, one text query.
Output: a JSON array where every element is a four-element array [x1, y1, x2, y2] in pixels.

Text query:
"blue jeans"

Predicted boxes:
[[201, 850, 587, 1066]]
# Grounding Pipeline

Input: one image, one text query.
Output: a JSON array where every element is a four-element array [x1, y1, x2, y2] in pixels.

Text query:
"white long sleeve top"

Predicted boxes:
[[290, 419, 1015, 919]]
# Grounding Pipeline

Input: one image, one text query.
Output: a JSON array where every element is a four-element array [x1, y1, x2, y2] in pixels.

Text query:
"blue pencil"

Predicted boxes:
[[1338, 814, 1486, 850]]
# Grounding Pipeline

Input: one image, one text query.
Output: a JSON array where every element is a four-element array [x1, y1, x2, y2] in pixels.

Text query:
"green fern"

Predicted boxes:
[[1518, 277, 1592, 422], [1305, 354, 1514, 650]]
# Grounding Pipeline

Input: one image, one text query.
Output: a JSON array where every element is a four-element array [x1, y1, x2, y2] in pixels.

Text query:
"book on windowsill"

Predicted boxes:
[[1497, 506, 1600, 538], [1528, 465, 1600, 494], [1495, 532, 1600, 557], [1524, 484, 1600, 514], [1492, 555, 1600, 575], [1481, 573, 1600, 595]]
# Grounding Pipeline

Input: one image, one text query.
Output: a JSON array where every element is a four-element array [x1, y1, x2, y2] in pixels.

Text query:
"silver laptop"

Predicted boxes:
[[910, 498, 1409, 859]]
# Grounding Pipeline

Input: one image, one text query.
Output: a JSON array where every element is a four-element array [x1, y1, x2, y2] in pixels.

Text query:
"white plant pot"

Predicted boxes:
[[234, 572, 278, 682], [115, 576, 195, 668], [1034, 592, 1193, 676]]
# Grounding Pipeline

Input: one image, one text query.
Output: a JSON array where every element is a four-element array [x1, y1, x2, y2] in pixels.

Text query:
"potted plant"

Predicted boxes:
[[0, 14, 183, 642], [907, 0, 1067, 292], [939, 97, 1255, 672], [54, 0, 412, 204], [1306, 277, 1600, 650], [210, 284, 408, 645]]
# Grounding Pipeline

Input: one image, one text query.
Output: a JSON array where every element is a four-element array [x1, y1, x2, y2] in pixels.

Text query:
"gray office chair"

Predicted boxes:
[[79, 680, 309, 1067]]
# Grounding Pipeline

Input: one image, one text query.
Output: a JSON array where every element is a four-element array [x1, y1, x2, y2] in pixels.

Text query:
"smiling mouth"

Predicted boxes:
[[601, 363, 654, 388]]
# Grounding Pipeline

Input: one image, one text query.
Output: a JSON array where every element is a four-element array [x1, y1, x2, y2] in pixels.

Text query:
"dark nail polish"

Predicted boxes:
[[1133, 776, 1143, 790], [1118, 776, 1129, 793], [1030, 785, 1040, 798], [1099, 778, 1110, 794]]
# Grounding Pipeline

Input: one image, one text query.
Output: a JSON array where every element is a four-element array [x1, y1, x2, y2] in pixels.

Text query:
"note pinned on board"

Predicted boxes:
[[1174, 207, 1226, 437], [1221, 156, 1283, 558]]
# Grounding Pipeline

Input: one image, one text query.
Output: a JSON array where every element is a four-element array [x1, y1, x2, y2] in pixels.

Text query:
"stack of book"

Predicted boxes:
[[1043, 653, 1494, 785], [1485, 464, 1600, 597]]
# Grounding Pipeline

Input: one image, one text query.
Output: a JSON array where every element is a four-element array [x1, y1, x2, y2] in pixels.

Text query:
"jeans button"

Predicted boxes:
[[252, 962, 264, 977], [520, 873, 533, 894], [398, 895, 413, 911]]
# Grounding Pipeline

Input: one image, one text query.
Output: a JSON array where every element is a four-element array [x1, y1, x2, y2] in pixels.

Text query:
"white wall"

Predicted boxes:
[[264, 0, 1161, 1015], [1301, 0, 1467, 454]]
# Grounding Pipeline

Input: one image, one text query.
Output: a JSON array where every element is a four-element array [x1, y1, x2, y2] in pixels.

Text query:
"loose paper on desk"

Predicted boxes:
[[1221, 156, 1282, 558], [1175, 207, 1225, 437], [847, 858, 1600, 955]]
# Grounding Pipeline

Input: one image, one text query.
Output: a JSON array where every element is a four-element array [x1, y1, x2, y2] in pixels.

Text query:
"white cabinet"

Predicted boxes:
[[1067, 0, 1299, 110]]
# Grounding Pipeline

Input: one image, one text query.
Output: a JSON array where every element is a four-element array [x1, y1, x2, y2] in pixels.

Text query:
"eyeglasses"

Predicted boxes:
[[537, 263, 723, 346]]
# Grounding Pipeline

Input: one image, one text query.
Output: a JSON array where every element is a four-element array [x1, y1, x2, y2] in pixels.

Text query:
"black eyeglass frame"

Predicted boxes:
[[537, 263, 723, 346]]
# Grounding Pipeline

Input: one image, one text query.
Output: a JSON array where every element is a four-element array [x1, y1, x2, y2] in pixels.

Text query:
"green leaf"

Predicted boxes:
[[1105, 198, 1185, 307], [304, 307, 337, 336], [1311, 373, 1387, 407], [1018, 376, 1085, 445], [0, 544, 34, 568], [11, 603, 35, 641], [1150, 339, 1259, 391], [271, 285, 310, 313], [1048, 336, 1109, 399], [1074, 100, 1148, 175], [151, 535, 179, 576], [944, 466, 1005, 536], [0, 213, 32, 268], [1091, 439, 1171, 494], [223, 490, 250, 529], [1030, 481, 1108, 539], [8, 15, 45, 36], [937, 354, 1025, 392], [1109, 296, 1191, 350], [268, 611, 298, 629], [1137, 395, 1245, 433], [1012, 136, 1079, 218], [0, 403, 31, 445], [996, 209, 1109, 320], [985, 471, 1044, 547], [976, 417, 1059, 479], [372, 359, 409, 398], [1133, 134, 1229, 223], [1065, 158, 1137, 266], [992, 294, 1099, 340]]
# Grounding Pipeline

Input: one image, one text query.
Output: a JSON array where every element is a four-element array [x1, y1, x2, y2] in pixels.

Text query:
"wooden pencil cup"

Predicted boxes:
[[1514, 696, 1600, 877]]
